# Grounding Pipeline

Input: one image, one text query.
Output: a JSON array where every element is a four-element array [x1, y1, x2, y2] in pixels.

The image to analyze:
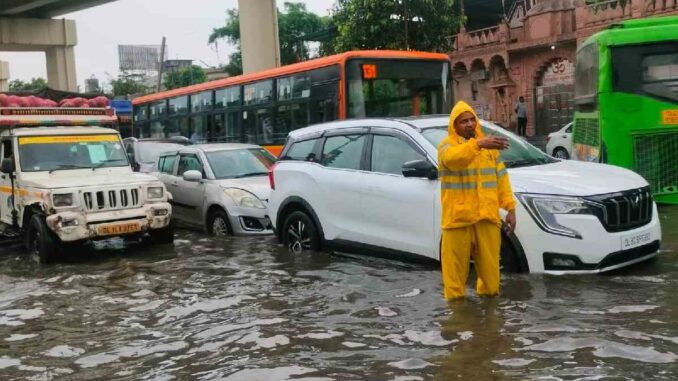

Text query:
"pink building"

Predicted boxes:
[[450, 0, 678, 136]]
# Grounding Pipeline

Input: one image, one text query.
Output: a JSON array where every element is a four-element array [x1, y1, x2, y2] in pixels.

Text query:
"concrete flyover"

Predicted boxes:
[[0, 0, 118, 91]]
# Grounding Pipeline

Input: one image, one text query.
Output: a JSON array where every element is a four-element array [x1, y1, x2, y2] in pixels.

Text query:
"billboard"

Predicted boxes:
[[118, 45, 167, 72]]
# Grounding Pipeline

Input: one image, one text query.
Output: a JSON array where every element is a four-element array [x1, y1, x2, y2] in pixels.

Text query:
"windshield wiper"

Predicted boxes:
[[92, 159, 128, 169], [48, 164, 91, 174], [233, 172, 269, 178], [504, 159, 545, 168]]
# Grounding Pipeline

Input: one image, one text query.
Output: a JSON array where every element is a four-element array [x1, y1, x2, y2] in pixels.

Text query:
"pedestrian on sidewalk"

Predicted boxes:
[[437, 101, 517, 300], [515, 96, 528, 137]]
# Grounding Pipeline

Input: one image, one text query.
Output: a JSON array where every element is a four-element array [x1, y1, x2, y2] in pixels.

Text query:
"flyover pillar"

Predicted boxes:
[[0, 17, 78, 91], [238, 0, 280, 74], [0, 61, 8, 91]]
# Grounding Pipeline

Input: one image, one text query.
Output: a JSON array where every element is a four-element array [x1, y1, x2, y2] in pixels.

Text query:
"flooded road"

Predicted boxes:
[[0, 207, 676, 381]]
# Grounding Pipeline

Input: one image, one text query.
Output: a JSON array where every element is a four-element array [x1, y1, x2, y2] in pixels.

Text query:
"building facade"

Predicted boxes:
[[450, 0, 678, 136]]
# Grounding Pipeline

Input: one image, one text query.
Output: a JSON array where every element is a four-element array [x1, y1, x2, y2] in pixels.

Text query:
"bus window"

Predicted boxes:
[[243, 108, 272, 144], [346, 59, 450, 118], [134, 104, 148, 122], [168, 96, 188, 115], [149, 101, 166, 119], [215, 87, 240, 108], [191, 115, 207, 143], [212, 112, 242, 143], [150, 121, 164, 138], [575, 43, 599, 107], [244, 80, 273, 106], [612, 42, 678, 103], [276, 103, 309, 143], [191, 91, 213, 113], [167, 118, 189, 137]]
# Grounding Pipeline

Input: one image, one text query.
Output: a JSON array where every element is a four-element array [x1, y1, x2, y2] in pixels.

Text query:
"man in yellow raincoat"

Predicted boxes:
[[438, 101, 517, 299]]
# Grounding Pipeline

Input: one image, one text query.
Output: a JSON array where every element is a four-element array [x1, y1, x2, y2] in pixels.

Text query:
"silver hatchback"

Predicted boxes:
[[154, 144, 275, 236]]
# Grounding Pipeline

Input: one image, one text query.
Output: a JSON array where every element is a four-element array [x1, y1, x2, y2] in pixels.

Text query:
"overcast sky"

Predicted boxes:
[[0, 0, 333, 90]]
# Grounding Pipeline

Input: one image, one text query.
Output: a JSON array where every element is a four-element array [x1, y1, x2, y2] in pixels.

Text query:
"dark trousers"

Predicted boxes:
[[517, 117, 527, 137]]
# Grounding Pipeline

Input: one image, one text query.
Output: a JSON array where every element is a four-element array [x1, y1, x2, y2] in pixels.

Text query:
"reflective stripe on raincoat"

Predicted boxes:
[[437, 101, 516, 229]]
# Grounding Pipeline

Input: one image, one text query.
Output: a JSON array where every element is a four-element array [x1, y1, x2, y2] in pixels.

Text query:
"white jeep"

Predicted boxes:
[[0, 107, 173, 263]]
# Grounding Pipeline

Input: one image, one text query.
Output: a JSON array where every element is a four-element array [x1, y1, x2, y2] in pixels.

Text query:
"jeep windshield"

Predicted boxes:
[[205, 148, 276, 179], [420, 121, 555, 168], [18, 134, 129, 172]]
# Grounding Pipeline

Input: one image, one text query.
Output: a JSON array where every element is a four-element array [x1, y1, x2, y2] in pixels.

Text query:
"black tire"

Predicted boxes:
[[500, 238, 523, 273], [553, 147, 570, 160], [24, 214, 60, 264], [207, 209, 231, 237], [146, 223, 175, 245], [281, 211, 320, 253]]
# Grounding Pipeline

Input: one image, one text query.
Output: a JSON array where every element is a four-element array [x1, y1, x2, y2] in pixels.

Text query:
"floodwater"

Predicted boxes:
[[0, 208, 676, 381]]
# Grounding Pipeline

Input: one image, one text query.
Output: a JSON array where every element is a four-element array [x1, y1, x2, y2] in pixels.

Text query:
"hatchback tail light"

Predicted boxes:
[[268, 162, 277, 190], [545, 135, 551, 142]]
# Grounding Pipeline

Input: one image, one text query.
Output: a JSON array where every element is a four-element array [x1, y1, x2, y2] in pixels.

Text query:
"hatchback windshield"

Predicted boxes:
[[421, 122, 554, 168], [19, 134, 128, 172], [205, 148, 276, 179], [138, 142, 186, 164]]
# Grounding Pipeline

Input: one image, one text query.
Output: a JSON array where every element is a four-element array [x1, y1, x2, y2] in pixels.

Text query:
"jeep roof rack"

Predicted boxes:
[[0, 107, 117, 127]]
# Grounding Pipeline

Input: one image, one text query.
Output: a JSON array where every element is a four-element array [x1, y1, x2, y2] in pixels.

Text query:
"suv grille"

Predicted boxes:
[[82, 188, 140, 211], [585, 187, 653, 232], [633, 132, 678, 195]]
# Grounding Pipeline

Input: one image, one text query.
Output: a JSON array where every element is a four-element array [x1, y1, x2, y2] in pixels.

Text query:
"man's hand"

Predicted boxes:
[[504, 210, 516, 234], [477, 136, 510, 150]]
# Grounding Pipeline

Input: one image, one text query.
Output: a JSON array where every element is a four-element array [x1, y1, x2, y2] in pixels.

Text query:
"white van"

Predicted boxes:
[[268, 116, 661, 274], [0, 107, 173, 263]]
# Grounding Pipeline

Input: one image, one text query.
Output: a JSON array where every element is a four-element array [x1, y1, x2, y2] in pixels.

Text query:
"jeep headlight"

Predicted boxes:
[[224, 188, 265, 209], [147, 186, 164, 199], [517, 194, 593, 239], [52, 193, 74, 208]]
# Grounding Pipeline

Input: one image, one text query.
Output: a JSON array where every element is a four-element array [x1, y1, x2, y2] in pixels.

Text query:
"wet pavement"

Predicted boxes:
[[0, 207, 676, 381]]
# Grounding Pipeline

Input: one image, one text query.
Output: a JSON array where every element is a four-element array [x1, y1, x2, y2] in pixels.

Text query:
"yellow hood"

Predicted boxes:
[[447, 100, 484, 139]]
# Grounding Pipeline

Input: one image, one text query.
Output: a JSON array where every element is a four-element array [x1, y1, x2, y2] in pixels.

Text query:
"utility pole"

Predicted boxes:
[[156, 36, 166, 92], [404, 0, 409, 50]]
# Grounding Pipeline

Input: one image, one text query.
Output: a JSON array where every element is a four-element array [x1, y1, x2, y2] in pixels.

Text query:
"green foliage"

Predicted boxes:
[[9, 77, 47, 92], [110, 72, 149, 97], [163, 65, 208, 90], [331, 0, 461, 52], [209, 2, 332, 76]]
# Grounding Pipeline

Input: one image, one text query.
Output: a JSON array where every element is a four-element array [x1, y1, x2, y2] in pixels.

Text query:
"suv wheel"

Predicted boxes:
[[25, 214, 60, 264], [207, 209, 231, 237], [500, 239, 523, 273], [282, 211, 320, 253]]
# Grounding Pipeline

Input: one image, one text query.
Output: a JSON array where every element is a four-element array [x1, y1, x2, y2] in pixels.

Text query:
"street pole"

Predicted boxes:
[[156, 36, 166, 92], [404, 0, 409, 50]]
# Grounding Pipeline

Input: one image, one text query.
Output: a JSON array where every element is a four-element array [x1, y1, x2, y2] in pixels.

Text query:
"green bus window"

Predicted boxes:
[[215, 87, 240, 108], [574, 43, 598, 106], [612, 42, 678, 103]]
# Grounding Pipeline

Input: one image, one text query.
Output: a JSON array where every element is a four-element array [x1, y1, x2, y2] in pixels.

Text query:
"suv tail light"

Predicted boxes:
[[268, 162, 277, 190]]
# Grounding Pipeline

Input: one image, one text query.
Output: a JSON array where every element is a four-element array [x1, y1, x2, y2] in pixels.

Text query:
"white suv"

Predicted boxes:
[[268, 116, 662, 274]]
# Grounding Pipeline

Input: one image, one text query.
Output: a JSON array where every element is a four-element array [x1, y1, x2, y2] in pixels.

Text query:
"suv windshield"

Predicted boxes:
[[138, 142, 186, 164], [19, 134, 128, 172], [421, 122, 554, 168], [205, 148, 276, 179]]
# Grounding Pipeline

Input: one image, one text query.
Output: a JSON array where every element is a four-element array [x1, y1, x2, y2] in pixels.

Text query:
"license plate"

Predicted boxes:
[[97, 222, 141, 236], [620, 230, 652, 250]]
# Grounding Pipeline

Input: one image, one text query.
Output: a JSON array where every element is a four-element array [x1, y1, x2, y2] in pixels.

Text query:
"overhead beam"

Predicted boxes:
[[0, 0, 118, 18], [0, 0, 61, 16]]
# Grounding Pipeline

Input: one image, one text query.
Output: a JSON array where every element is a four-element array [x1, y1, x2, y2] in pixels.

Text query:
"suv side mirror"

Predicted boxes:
[[1, 157, 15, 174], [183, 170, 202, 182], [402, 159, 437, 180]]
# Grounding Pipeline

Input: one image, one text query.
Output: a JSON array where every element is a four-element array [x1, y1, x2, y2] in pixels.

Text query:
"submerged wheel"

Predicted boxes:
[[553, 147, 570, 160], [282, 211, 320, 253], [25, 214, 60, 264], [147, 223, 175, 244], [207, 209, 231, 237], [500, 238, 524, 273]]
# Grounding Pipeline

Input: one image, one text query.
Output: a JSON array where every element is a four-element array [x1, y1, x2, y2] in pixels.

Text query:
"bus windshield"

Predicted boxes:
[[346, 59, 450, 118], [612, 41, 678, 103], [19, 134, 128, 172]]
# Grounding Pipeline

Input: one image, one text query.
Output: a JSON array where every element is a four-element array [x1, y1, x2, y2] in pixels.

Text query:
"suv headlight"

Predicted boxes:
[[224, 188, 265, 209], [517, 194, 593, 239], [147, 186, 164, 199], [52, 193, 74, 208]]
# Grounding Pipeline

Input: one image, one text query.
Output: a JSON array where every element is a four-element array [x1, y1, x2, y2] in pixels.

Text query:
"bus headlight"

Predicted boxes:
[[517, 194, 592, 239], [224, 188, 265, 209], [147, 186, 164, 199], [52, 193, 74, 208]]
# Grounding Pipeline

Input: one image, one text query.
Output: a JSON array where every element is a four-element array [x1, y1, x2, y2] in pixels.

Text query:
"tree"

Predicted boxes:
[[110, 72, 149, 97], [9, 77, 47, 92], [331, 0, 462, 52], [163, 65, 208, 90], [209, 2, 331, 76]]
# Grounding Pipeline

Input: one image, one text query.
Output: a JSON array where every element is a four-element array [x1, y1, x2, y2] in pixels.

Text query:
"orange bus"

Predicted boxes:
[[132, 50, 452, 155]]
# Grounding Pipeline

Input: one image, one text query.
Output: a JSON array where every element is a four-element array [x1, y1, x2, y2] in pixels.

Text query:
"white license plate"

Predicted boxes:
[[620, 230, 652, 250]]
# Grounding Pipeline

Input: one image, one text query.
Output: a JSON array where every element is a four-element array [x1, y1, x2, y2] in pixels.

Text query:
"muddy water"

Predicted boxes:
[[0, 207, 676, 380]]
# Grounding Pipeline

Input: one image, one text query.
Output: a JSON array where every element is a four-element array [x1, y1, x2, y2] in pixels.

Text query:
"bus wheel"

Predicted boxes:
[[553, 147, 570, 160]]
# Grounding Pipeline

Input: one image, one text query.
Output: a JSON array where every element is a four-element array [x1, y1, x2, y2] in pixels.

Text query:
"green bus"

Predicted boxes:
[[573, 15, 678, 205]]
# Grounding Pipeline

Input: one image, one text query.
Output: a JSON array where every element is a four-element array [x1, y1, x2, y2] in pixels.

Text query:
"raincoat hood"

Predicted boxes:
[[447, 101, 484, 140]]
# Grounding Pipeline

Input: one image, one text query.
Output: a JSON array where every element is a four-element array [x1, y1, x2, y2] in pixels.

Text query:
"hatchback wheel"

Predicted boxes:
[[553, 147, 569, 160], [207, 210, 231, 237], [282, 211, 320, 253]]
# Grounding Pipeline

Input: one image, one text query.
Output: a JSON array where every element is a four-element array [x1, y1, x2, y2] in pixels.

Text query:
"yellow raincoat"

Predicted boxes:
[[438, 101, 516, 299]]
